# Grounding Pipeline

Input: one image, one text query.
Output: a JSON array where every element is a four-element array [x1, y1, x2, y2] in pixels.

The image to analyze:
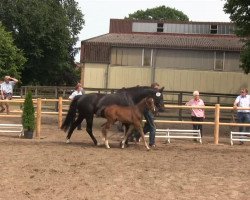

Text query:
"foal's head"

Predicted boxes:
[[145, 97, 156, 113]]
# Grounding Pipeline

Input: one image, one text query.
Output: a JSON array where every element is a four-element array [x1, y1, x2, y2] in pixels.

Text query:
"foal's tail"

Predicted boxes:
[[61, 95, 81, 132]]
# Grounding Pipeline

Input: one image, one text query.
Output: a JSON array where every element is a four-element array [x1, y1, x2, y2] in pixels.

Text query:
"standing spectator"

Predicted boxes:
[[186, 90, 205, 137], [69, 83, 84, 130], [142, 82, 161, 147], [0, 76, 18, 114], [69, 83, 84, 100], [233, 88, 250, 145]]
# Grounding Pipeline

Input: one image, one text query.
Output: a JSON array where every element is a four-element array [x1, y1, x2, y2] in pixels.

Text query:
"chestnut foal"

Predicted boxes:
[[101, 97, 155, 150]]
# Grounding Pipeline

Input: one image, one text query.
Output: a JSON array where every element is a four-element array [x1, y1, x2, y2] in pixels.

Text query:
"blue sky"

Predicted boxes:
[[75, 0, 230, 61]]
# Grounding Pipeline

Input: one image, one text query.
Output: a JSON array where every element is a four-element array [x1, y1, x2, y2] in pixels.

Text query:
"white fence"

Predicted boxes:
[[0, 124, 23, 137], [230, 132, 250, 145]]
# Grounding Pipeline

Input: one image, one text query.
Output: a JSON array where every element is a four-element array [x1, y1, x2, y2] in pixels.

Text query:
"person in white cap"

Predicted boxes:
[[186, 90, 205, 137], [0, 76, 18, 114]]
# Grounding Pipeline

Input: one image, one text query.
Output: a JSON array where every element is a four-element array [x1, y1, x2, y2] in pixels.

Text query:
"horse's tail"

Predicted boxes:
[[61, 95, 81, 132]]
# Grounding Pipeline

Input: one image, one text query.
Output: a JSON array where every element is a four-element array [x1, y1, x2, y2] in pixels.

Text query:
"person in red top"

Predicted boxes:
[[186, 90, 205, 136]]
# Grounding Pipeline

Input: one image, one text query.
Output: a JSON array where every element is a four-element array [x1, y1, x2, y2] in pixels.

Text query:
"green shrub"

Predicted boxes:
[[22, 91, 35, 131]]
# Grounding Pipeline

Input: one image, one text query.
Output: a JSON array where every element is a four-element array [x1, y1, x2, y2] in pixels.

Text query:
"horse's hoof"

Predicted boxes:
[[106, 146, 111, 149], [66, 139, 70, 144], [96, 142, 101, 146], [119, 141, 123, 147]]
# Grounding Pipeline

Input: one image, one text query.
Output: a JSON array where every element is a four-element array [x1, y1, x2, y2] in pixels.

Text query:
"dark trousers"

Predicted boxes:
[[143, 109, 156, 146], [191, 116, 204, 137], [237, 112, 250, 132]]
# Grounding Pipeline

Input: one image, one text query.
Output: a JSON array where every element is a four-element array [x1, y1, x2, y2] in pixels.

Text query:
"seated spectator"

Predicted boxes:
[[0, 76, 18, 114]]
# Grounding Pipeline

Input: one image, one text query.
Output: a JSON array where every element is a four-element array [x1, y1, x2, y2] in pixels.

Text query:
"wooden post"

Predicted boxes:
[[58, 97, 63, 129], [178, 92, 183, 121], [36, 98, 42, 139], [214, 104, 220, 144]]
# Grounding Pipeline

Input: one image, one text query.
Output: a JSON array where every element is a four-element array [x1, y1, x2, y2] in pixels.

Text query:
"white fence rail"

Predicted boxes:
[[0, 124, 23, 137], [230, 132, 250, 145], [145, 129, 202, 144]]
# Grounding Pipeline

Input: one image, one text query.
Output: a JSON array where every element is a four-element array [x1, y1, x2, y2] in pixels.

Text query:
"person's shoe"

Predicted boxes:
[[149, 144, 156, 148], [239, 141, 244, 145]]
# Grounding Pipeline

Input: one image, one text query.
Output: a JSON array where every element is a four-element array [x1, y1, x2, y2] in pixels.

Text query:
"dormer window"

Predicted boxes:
[[210, 24, 218, 34], [157, 23, 164, 32]]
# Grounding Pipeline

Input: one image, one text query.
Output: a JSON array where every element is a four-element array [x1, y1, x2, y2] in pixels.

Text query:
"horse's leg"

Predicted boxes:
[[101, 121, 111, 149], [136, 125, 150, 150], [66, 114, 84, 143], [85, 114, 99, 146], [121, 125, 134, 149], [123, 124, 129, 145]]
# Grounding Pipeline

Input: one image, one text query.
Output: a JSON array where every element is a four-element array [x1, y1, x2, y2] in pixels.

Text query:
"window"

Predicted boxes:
[[110, 48, 142, 66], [214, 51, 224, 71], [157, 23, 164, 32], [210, 24, 218, 34]]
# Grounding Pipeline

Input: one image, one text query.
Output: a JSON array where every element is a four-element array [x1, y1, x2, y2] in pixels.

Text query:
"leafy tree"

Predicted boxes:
[[126, 5, 189, 21], [224, 0, 250, 73], [0, 22, 26, 79], [0, 0, 84, 85]]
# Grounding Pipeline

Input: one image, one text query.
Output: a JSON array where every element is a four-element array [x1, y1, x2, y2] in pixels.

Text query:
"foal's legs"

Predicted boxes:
[[122, 124, 150, 150], [66, 114, 84, 143], [137, 126, 150, 150], [101, 121, 112, 149], [121, 125, 134, 149]]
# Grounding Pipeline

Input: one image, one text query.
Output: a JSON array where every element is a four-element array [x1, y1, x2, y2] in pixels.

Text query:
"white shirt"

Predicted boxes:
[[69, 90, 82, 100], [234, 94, 250, 113], [0, 81, 15, 93]]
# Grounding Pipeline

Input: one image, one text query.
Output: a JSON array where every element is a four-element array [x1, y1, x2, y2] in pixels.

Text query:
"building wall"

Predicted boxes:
[[82, 63, 108, 88], [82, 63, 249, 95]]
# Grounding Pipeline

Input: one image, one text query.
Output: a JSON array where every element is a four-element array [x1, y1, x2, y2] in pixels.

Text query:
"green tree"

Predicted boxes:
[[0, 22, 26, 79], [126, 5, 189, 21], [22, 91, 35, 131], [224, 0, 250, 73], [0, 0, 84, 85]]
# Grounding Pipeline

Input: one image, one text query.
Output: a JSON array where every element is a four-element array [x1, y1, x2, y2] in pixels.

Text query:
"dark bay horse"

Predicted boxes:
[[61, 86, 164, 145], [102, 97, 156, 150]]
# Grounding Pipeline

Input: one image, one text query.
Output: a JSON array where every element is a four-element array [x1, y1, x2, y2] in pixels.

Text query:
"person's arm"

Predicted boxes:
[[233, 97, 239, 110], [69, 91, 76, 100], [185, 99, 192, 106], [0, 85, 4, 99], [9, 76, 18, 84]]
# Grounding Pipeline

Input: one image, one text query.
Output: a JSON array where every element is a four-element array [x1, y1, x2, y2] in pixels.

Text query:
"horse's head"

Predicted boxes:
[[152, 87, 165, 112]]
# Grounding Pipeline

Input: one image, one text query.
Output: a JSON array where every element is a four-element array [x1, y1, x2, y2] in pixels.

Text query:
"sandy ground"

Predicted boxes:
[[0, 115, 250, 200]]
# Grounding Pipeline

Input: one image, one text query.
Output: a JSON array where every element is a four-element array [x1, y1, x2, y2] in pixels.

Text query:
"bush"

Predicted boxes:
[[22, 91, 35, 131]]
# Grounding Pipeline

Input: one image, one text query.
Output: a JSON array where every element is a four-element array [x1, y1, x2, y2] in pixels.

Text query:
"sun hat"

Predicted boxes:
[[193, 90, 199, 96]]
